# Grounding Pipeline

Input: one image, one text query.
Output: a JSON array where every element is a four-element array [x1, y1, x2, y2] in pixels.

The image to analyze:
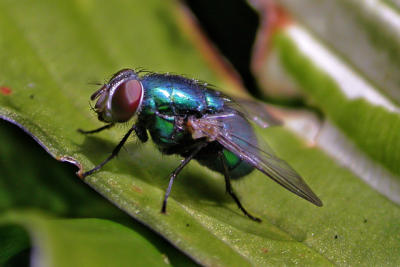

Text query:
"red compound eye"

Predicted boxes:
[[111, 79, 143, 122]]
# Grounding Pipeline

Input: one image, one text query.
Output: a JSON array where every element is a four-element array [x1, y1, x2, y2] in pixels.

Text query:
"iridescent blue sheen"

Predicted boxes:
[[140, 74, 224, 115], [138, 73, 254, 178]]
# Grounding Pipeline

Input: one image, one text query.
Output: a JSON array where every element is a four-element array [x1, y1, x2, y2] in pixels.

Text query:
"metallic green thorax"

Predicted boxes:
[[139, 73, 224, 145], [138, 73, 254, 178]]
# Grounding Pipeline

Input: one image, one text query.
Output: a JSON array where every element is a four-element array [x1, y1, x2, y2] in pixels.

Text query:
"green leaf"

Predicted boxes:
[[0, 110, 196, 266], [0, 211, 170, 267], [1, 0, 400, 266]]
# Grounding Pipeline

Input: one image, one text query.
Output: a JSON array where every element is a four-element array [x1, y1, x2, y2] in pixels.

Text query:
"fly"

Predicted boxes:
[[78, 69, 323, 222]]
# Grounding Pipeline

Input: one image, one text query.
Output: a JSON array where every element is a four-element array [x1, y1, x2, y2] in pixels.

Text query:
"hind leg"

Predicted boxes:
[[218, 151, 261, 222]]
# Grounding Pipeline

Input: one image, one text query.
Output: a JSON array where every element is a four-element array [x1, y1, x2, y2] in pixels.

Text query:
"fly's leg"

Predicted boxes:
[[80, 125, 136, 179], [218, 151, 262, 222], [134, 123, 148, 143], [78, 123, 115, 134], [161, 142, 208, 213]]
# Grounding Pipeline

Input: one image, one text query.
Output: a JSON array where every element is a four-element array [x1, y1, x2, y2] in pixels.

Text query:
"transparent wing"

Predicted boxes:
[[201, 83, 280, 128], [190, 112, 323, 207], [226, 97, 282, 128]]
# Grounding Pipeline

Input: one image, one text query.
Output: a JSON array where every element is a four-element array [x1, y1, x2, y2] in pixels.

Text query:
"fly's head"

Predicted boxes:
[[91, 69, 144, 123]]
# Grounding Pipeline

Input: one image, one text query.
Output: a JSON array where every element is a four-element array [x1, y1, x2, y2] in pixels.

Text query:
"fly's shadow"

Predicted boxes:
[[76, 133, 229, 204]]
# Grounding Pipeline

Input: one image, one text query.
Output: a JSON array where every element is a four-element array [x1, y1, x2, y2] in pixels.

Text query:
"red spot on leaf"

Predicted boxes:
[[261, 248, 269, 253], [0, 86, 12, 95]]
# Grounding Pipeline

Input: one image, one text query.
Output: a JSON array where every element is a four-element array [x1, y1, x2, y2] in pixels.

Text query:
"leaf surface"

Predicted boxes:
[[0, 0, 399, 266]]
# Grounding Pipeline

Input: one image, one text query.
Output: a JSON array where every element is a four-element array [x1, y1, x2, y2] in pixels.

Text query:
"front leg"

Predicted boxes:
[[78, 123, 115, 134], [80, 124, 137, 179]]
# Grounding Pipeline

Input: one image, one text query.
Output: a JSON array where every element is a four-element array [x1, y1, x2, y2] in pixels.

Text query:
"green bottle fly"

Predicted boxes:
[[79, 69, 322, 222]]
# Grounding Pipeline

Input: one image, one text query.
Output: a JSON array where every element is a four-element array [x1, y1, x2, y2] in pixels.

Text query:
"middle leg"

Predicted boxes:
[[161, 141, 208, 213]]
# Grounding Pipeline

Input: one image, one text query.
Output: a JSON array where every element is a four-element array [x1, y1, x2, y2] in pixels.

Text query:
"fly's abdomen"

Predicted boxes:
[[195, 112, 256, 178], [222, 149, 254, 178], [195, 144, 254, 179]]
